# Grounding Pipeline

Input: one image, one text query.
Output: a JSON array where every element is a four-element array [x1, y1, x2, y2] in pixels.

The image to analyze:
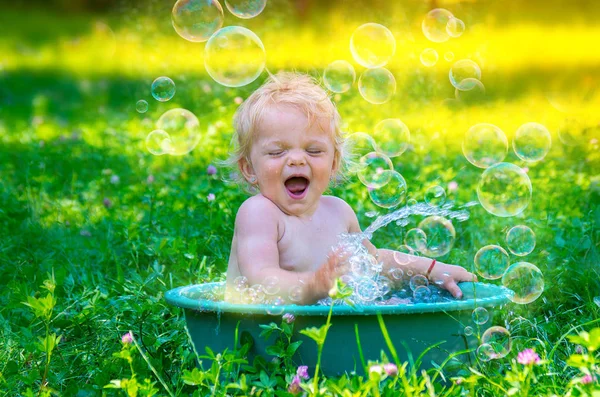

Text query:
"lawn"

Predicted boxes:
[[1, 0, 599, 395]]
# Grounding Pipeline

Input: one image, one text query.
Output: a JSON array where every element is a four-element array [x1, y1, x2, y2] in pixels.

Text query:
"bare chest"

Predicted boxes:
[[277, 215, 348, 272]]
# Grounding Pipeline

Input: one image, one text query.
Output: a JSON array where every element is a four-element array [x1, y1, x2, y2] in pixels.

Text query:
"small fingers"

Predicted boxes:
[[444, 279, 463, 299]]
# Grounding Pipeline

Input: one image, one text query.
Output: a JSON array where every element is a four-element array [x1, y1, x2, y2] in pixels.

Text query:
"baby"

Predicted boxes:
[[224, 72, 476, 304]]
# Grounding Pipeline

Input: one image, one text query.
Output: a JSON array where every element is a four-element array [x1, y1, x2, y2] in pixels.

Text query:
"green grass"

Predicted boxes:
[[1, 0, 599, 395]]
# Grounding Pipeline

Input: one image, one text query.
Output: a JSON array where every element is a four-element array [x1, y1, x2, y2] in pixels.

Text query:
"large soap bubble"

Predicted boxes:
[[151, 77, 176, 102], [477, 162, 532, 217], [155, 108, 202, 156], [368, 170, 407, 209], [481, 326, 512, 359], [446, 17, 465, 37], [358, 68, 396, 104], [418, 216, 455, 258], [372, 119, 410, 157], [350, 23, 396, 68], [172, 0, 224, 42], [502, 262, 544, 304], [513, 122, 552, 162], [420, 48, 438, 67], [506, 225, 536, 256], [356, 152, 393, 188], [146, 130, 173, 156], [472, 307, 489, 325], [425, 185, 446, 207], [346, 132, 376, 161], [450, 60, 482, 90], [455, 79, 486, 104], [323, 60, 355, 93], [422, 8, 454, 43], [474, 245, 510, 280], [225, 0, 266, 19], [462, 123, 508, 169], [204, 26, 266, 87], [405, 228, 427, 252]]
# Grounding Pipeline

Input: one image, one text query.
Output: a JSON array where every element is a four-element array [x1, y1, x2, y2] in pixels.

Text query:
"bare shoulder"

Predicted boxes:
[[236, 195, 282, 225], [321, 195, 361, 232]]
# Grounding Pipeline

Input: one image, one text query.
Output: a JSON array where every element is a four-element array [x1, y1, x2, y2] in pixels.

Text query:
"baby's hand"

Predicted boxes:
[[429, 262, 477, 299], [311, 247, 351, 298]]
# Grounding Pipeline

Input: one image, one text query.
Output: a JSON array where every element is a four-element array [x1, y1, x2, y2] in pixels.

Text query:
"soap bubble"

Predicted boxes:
[[151, 77, 176, 102], [407, 198, 418, 207], [425, 185, 446, 207], [225, 0, 266, 19], [446, 17, 465, 37], [444, 51, 455, 62], [472, 307, 489, 325], [422, 8, 454, 43], [393, 245, 418, 265], [251, 284, 266, 303], [379, 277, 393, 296], [413, 285, 431, 301], [502, 262, 544, 304], [477, 162, 532, 217], [347, 132, 376, 161], [350, 254, 378, 277], [358, 68, 396, 104], [481, 326, 511, 359], [474, 245, 510, 280], [288, 285, 303, 302], [156, 108, 202, 155], [172, 0, 224, 42], [241, 287, 258, 304], [513, 122, 552, 162], [405, 228, 427, 252], [146, 130, 173, 156], [350, 23, 396, 68], [263, 276, 281, 295], [388, 267, 404, 280], [136, 100, 148, 113], [476, 343, 494, 362], [506, 225, 536, 256], [420, 48, 439, 67], [355, 277, 380, 302], [455, 79, 486, 104], [462, 123, 508, 169], [410, 274, 429, 291], [373, 119, 410, 157], [368, 170, 407, 209], [356, 152, 394, 188], [323, 60, 356, 93], [464, 326, 474, 336], [450, 60, 482, 90], [266, 296, 285, 315], [418, 216, 455, 258], [205, 26, 266, 87], [234, 276, 248, 292]]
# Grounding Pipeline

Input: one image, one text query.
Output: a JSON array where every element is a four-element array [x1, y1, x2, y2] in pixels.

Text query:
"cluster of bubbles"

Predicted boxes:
[[419, 9, 485, 104], [461, 122, 552, 218], [171, 0, 267, 87], [146, 108, 203, 156], [344, 120, 413, 210], [474, 224, 542, 305], [322, 23, 396, 104]]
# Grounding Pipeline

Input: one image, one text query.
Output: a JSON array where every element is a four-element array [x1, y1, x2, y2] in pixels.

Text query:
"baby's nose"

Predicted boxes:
[[287, 151, 307, 166]]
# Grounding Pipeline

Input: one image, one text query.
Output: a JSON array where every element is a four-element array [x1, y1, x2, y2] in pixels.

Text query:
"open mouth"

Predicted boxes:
[[284, 176, 310, 199]]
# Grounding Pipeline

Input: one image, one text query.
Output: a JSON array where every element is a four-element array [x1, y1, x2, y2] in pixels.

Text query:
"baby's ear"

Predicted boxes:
[[238, 157, 256, 183], [331, 149, 341, 176]]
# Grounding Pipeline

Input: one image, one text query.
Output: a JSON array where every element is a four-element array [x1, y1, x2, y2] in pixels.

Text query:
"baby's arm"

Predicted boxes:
[[234, 198, 343, 304], [341, 201, 476, 298]]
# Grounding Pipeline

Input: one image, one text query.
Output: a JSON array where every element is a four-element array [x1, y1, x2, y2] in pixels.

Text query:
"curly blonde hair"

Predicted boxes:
[[221, 71, 349, 191]]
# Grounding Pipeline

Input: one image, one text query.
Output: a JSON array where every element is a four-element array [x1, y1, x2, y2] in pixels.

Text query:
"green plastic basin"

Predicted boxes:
[[165, 282, 512, 375]]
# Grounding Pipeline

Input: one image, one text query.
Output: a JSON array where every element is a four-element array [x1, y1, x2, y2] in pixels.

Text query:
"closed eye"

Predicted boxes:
[[268, 150, 284, 156], [307, 149, 323, 154]]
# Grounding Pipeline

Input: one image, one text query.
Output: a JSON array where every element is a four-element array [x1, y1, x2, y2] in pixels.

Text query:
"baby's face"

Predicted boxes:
[[241, 104, 338, 217]]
